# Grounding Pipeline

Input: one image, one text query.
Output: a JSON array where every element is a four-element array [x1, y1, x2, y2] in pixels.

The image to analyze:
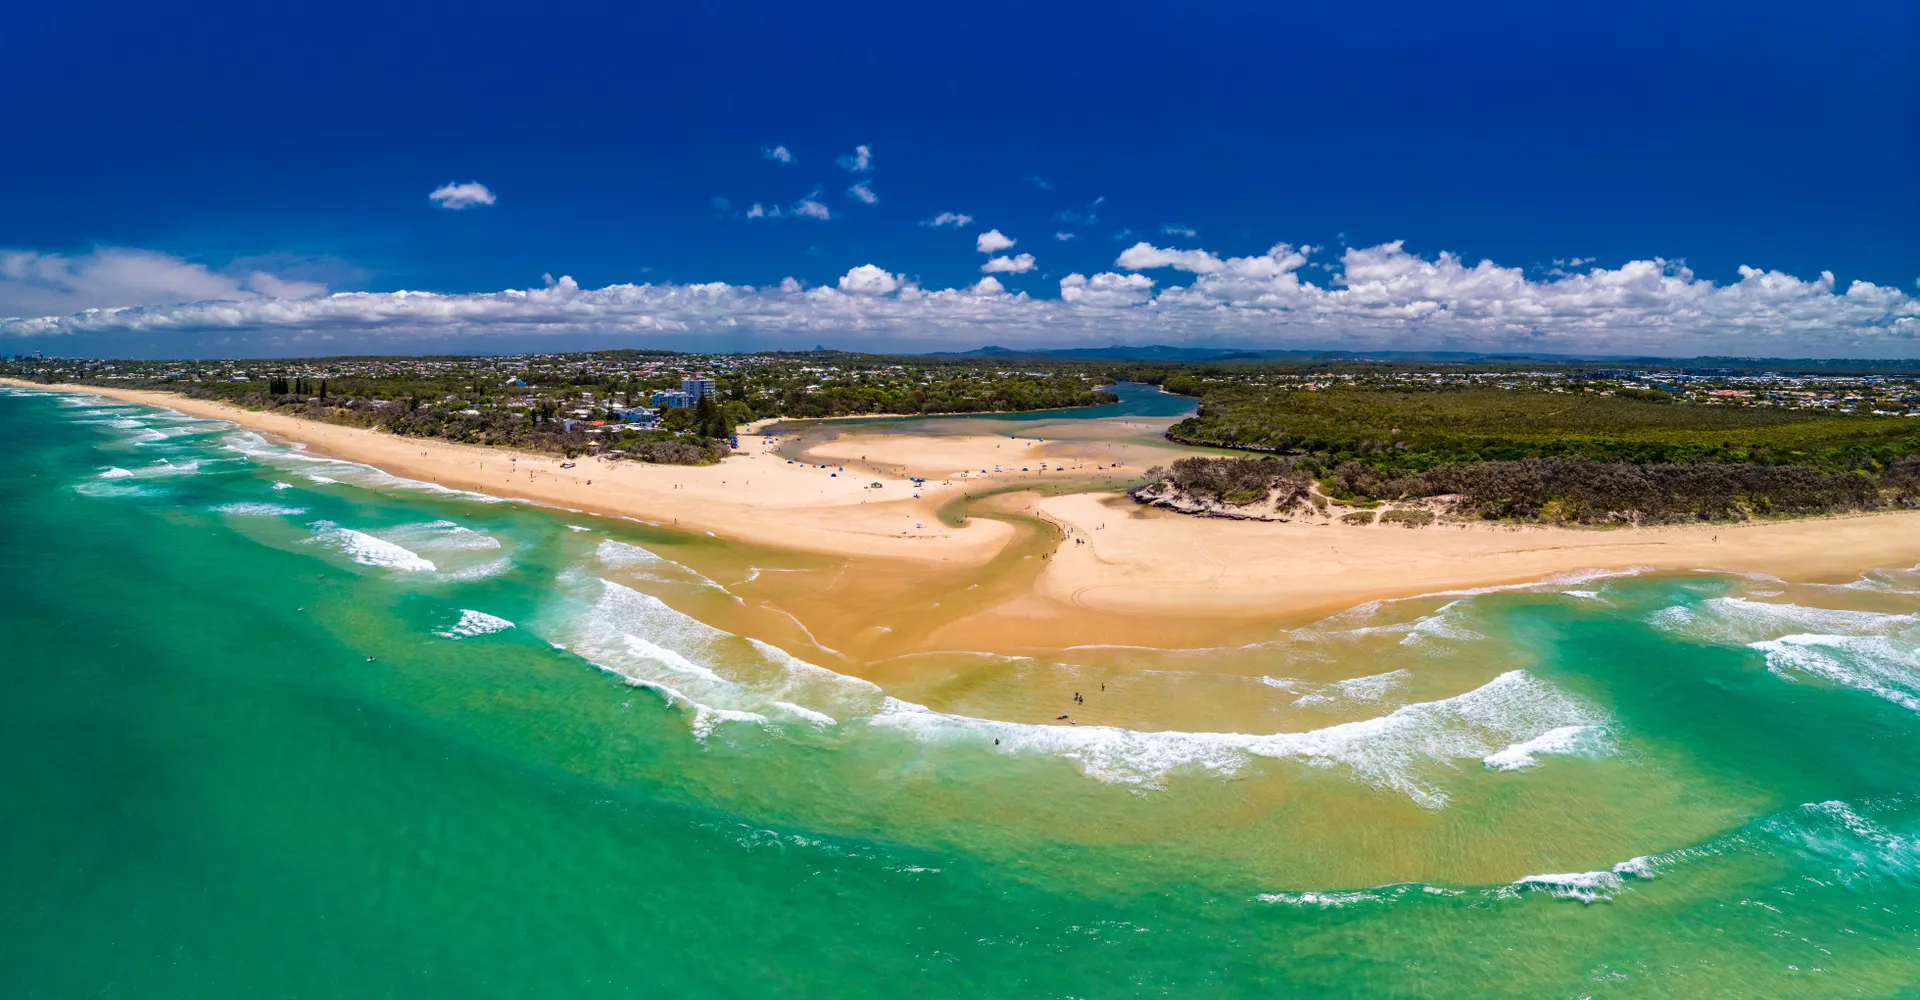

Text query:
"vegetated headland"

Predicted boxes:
[[1134, 363, 1920, 525]]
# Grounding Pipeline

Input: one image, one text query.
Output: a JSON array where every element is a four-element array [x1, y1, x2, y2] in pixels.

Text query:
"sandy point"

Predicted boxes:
[[1035, 490, 1920, 619]]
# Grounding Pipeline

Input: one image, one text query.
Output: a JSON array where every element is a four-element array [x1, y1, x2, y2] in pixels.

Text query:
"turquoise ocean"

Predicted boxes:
[[3, 385, 1918, 998]]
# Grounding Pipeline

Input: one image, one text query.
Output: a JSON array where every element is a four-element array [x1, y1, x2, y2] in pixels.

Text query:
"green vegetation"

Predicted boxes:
[[1143, 386, 1920, 524], [1170, 386, 1920, 474], [6, 350, 1119, 465]]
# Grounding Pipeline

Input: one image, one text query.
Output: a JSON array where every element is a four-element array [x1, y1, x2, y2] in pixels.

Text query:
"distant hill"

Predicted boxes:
[[914, 344, 1920, 372]]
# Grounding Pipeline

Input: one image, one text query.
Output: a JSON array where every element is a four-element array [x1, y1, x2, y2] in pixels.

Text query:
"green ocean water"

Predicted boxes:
[[3, 386, 1919, 998]]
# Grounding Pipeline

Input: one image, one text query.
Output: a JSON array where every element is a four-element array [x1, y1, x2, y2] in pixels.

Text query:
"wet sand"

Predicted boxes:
[[14, 378, 1920, 657]]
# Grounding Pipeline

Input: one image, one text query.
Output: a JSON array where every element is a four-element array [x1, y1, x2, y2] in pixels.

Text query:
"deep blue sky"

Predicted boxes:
[[0, 0, 1915, 356]]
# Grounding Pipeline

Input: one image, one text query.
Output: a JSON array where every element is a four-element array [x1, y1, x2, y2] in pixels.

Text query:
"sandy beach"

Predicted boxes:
[[13, 378, 1920, 628]]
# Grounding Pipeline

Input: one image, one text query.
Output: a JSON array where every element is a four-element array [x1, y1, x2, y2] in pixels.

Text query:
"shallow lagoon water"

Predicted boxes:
[[4, 386, 1919, 997]]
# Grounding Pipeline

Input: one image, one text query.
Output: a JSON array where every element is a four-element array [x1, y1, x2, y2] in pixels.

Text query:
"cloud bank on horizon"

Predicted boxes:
[[2, 240, 1914, 357]]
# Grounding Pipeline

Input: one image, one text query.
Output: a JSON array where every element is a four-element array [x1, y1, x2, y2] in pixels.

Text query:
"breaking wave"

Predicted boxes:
[[1749, 634, 1920, 713], [213, 502, 308, 517], [435, 609, 516, 639], [1650, 597, 1916, 646], [871, 670, 1606, 806], [1482, 724, 1610, 771], [307, 521, 437, 573]]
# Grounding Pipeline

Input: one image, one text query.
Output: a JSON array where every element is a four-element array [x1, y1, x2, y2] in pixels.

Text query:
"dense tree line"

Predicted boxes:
[[1141, 454, 1920, 525], [1168, 386, 1920, 477]]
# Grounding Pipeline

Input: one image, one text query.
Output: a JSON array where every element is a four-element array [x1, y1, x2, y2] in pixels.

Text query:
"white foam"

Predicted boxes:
[[386, 519, 503, 553], [213, 502, 307, 517], [548, 577, 882, 735], [1482, 724, 1608, 771], [271, 481, 294, 490], [771, 701, 838, 726], [690, 706, 771, 740], [1292, 669, 1409, 707], [1258, 883, 1461, 908], [1750, 634, 1920, 712], [307, 474, 338, 485], [871, 670, 1606, 806], [1561, 590, 1602, 600], [1506, 855, 1658, 903], [99, 467, 134, 479], [595, 539, 738, 599], [307, 521, 437, 572], [435, 609, 516, 639], [74, 481, 161, 499], [1652, 597, 1916, 646], [1758, 800, 1919, 884]]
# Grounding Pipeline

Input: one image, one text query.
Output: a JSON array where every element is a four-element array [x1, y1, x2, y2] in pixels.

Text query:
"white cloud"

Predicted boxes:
[[981, 253, 1037, 274], [0, 248, 327, 317], [5, 239, 1915, 358], [745, 202, 780, 219], [837, 264, 901, 295], [1054, 232, 1077, 241], [427, 182, 496, 210], [847, 181, 878, 205], [1059, 271, 1155, 308], [792, 198, 831, 221], [763, 145, 794, 164], [927, 212, 973, 228], [1116, 241, 1226, 274], [243, 271, 328, 300], [1161, 223, 1198, 238], [970, 276, 1007, 295], [976, 229, 1015, 254], [836, 144, 873, 172]]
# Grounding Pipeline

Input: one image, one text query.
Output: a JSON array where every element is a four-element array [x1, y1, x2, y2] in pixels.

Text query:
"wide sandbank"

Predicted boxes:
[[12, 378, 1920, 638]]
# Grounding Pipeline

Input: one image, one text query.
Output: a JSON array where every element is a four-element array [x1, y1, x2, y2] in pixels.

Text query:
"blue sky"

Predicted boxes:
[[1, 0, 1916, 357]]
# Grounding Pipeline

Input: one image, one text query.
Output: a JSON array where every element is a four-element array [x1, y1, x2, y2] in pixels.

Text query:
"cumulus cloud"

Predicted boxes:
[[976, 229, 1016, 254], [836, 264, 901, 295], [0, 248, 327, 317], [428, 182, 496, 210], [1055, 232, 1077, 241], [763, 145, 795, 164], [792, 198, 831, 221], [926, 212, 973, 228], [1161, 223, 1198, 238], [746, 202, 779, 219], [4, 239, 1915, 357], [1059, 272, 1155, 308], [1116, 241, 1226, 274], [837, 144, 873, 172], [846, 181, 878, 205], [981, 253, 1037, 274]]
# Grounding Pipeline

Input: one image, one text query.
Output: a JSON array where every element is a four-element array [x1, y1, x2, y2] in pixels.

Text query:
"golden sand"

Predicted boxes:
[[15, 378, 1920, 658]]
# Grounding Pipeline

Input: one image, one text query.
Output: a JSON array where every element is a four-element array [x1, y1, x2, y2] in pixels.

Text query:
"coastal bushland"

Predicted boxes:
[[1146, 385, 1920, 524]]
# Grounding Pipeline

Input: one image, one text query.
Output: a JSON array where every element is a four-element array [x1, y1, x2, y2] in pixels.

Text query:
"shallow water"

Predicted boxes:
[[4, 386, 1920, 998]]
